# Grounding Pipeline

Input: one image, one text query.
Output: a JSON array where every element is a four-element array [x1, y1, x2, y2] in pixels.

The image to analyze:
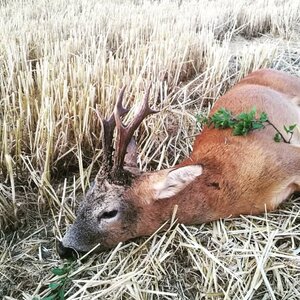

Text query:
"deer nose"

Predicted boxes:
[[56, 240, 78, 259]]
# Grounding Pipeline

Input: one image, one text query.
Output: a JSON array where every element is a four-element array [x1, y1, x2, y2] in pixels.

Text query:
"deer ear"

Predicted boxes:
[[154, 165, 203, 200], [124, 138, 138, 168], [124, 138, 143, 177]]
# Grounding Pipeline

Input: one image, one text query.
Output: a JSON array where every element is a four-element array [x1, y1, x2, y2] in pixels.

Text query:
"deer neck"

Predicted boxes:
[[126, 169, 216, 237]]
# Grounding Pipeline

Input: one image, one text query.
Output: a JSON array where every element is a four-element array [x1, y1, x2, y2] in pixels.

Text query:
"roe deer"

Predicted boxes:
[[57, 69, 300, 258]]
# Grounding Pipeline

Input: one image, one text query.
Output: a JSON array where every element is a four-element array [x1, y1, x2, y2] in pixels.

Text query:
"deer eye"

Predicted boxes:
[[98, 210, 118, 221]]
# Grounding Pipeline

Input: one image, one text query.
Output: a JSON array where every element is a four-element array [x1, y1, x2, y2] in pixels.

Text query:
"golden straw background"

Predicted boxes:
[[0, 0, 300, 299]]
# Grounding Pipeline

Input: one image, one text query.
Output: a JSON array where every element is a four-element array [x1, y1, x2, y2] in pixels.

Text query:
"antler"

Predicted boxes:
[[101, 86, 129, 170], [112, 84, 158, 177]]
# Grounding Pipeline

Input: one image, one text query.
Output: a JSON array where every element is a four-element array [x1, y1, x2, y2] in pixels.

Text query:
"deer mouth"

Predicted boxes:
[[56, 240, 82, 260], [56, 239, 111, 259]]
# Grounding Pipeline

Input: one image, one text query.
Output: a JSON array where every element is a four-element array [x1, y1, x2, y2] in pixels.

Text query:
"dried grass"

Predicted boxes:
[[1, 0, 300, 299]]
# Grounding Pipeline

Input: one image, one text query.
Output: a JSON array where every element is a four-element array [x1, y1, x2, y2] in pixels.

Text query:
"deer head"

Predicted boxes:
[[57, 86, 203, 258]]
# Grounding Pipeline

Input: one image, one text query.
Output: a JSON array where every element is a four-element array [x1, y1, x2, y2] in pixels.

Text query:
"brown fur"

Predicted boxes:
[[59, 69, 300, 256], [125, 69, 300, 236]]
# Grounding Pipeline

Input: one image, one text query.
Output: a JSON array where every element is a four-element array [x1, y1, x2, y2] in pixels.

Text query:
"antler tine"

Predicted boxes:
[[113, 84, 158, 176], [115, 86, 129, 119], [102, 86, 129, 169]]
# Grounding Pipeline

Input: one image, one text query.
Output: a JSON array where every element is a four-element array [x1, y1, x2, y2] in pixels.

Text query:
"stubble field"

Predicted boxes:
[[1, 0, 300, 299]]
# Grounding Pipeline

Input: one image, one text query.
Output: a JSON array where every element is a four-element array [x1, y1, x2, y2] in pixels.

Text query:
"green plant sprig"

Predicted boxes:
[[40, 262, 74, 300], [196, 107, 297, 144]]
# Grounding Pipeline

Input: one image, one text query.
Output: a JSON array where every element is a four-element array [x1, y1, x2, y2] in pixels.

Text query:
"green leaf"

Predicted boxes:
[[210, 108, 235, 129], [51, 267, 68, 276], [42, 295, 57, 300], [283, 125, 289, 134], [252, 122, 264, 130], [233, 122, 249, 136], [203, 107, 294, 144], [232, 126, 242, 136], [237, 107, 255, 121], [58, 288, 65, 300], [236, 112, 247, 120], [274, 133, 281, 142], [289, 124, 297, 132], [249, 107, 256, 120], [259, 112, 268, 122], [283, 124, 297, 134], [49, 282, 61, 290]]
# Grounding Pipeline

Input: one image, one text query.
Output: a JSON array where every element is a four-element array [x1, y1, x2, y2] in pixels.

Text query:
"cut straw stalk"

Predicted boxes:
[[0, 0, 300, 299]]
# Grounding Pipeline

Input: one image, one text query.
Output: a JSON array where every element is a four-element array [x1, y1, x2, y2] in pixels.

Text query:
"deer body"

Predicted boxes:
[[58, 69, 300, 257]]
